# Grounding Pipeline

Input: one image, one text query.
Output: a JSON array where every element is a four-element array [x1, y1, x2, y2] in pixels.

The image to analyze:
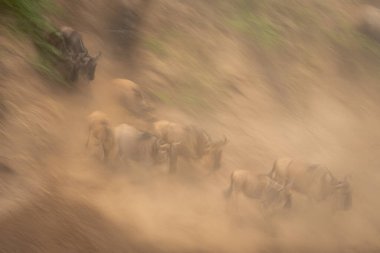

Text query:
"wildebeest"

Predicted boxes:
[[47, 26, 101, 82], [224, 169, 292, 212], [268, 157, 352, 210], [358, 5, 380, 43], [112, 78, 153, 117], [86, 111, 116, 162], [113, 123, 170, 168], [152, 120, 186, 144], [152, 120, 228, 173], [86, 111, 170, 169]]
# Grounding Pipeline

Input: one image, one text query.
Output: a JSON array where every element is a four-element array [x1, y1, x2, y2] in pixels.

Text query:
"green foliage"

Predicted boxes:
[[226, 0, 283, 49], [0, 0, 69, 85], [143, 29, 182, 58], [143, 37, 168, 57], [228, 12, 282, 49], [152, 74, 215, 116], [0, 0, 56, 45], [0, 1, 53, 30], [356, 32, 380, 58], [31, 55, 68, 87]]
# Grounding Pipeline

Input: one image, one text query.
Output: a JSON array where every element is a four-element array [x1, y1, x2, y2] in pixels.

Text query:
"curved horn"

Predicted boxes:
[[172, 141, 182, 146], [203, 130, 211, 142], [216, 135, 228, 147], [160, 143, 170, 149], [335, 181, 345, 189]]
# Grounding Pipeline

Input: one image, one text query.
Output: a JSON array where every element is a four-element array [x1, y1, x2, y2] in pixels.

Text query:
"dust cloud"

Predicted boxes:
[[0, 0, 380, 252]]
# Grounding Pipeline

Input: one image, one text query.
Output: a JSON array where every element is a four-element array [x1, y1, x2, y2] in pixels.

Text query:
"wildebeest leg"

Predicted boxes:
[[92, 143, 105, 162], [307, 192, 320, 209], [103, 144, 110, 163], [224, 174, 242, 214], [67, 60, 79, 82], [98, 144, 106, 162], [224, 173, 235, 199], [169, 153, 178, 173], [169, 144, 178, 173], [230, 187, 242, 214], [212, 150, 223, 170], [284, 195, 292, 209], [225, 187, 238, 214], [85, 130, 92, 148], [258, 199, 268, 216]]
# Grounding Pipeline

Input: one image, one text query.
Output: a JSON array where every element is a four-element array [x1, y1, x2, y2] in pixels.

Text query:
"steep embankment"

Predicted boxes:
[[0, 0, 380, 252]]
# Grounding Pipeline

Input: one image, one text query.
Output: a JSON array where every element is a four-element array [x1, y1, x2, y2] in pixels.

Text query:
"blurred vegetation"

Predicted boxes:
[[0, 0, 54, 36], [143, 37, 168, 57], [227, 12, 282, 49], [141, 0, 380, 115], [1, 0, 379, 97], [0, 0, 68, 86], [150, 72, 216, 115], [328, 23, 380, 58], [224, 0, 380, 78], [228, 0, 380, 52]]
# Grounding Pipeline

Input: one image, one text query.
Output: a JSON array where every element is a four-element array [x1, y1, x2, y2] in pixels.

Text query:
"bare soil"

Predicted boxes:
[[0, 0, 380, 252]]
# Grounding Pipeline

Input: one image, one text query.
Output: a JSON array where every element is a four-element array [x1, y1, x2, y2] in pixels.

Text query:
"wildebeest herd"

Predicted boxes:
[[49, 26, 353, 215], [86, 109, 229, 174], [225, 158, 352, 214]]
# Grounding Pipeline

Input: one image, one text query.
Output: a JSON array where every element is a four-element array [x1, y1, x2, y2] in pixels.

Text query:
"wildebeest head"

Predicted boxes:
[[135, 90, 153, 113], [129, 87, 152, 115], [151, 137, 172, 164], [203, 135, 229, 170], [320, 171, 352, 211], [261, 177, 293, 211]]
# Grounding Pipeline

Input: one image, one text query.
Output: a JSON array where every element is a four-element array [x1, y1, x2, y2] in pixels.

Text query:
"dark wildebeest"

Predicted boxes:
[[268, 157, 352, 211], [224, 169, 292, 212], [47, 26, 101, 82], [152, 120, 228, 173]]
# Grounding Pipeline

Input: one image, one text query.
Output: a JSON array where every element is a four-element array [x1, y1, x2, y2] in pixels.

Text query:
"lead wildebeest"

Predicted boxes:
[[268, 157, 352, 211], [47, 26, 101, 82], [152, 120, 228, 173], [224, 170, 292, 212]]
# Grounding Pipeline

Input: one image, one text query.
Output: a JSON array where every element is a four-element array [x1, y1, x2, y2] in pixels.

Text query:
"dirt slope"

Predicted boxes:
[[1, 0, 380, 252]]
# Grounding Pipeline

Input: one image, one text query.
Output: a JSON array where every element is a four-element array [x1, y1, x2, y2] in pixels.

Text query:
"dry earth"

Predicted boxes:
[[0, 0, 380, 252]]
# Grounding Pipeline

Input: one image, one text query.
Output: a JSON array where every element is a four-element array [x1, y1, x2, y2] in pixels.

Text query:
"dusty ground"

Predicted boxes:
[[0, 0, 380, 252]]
